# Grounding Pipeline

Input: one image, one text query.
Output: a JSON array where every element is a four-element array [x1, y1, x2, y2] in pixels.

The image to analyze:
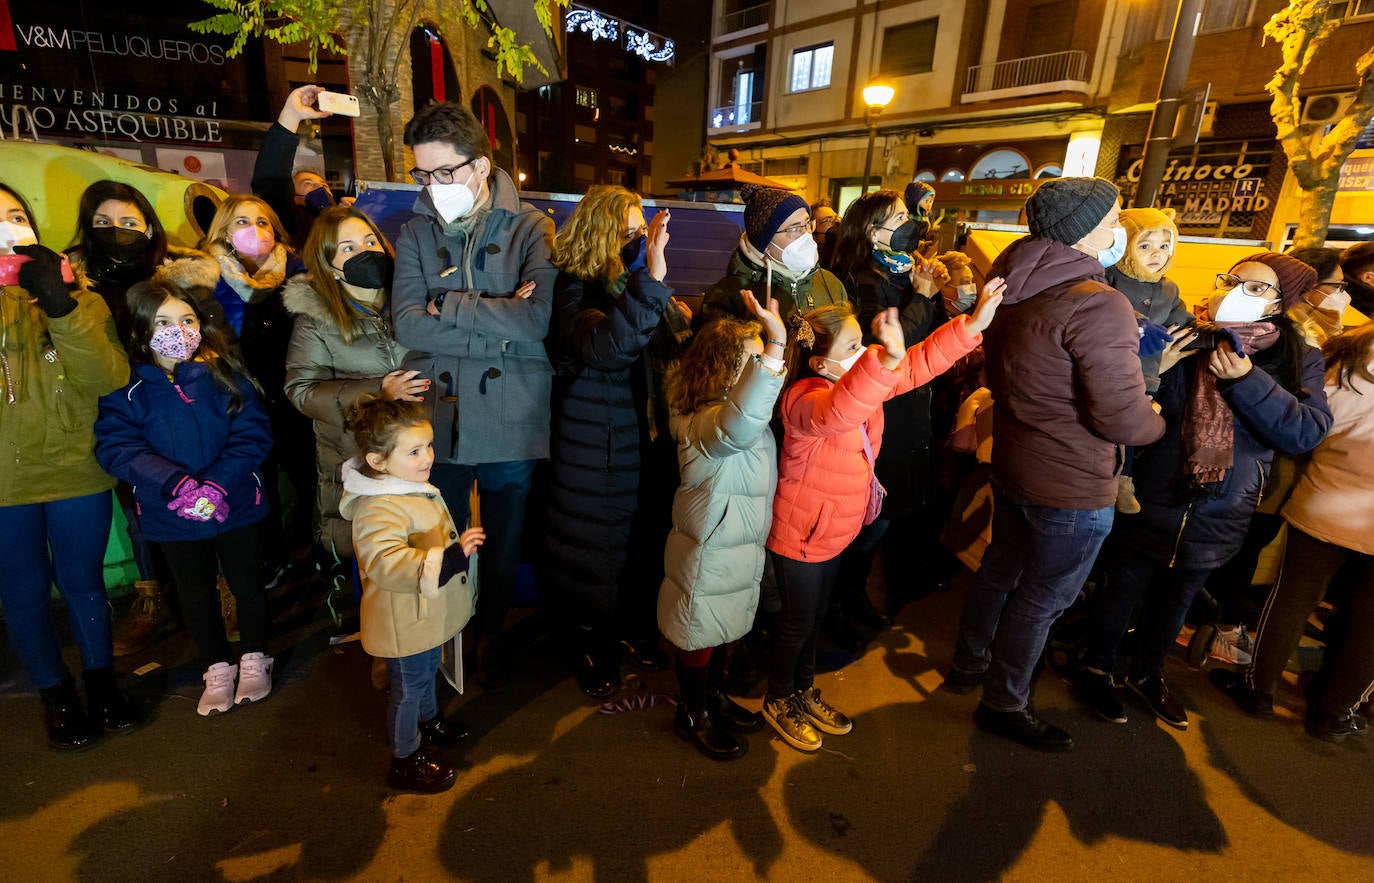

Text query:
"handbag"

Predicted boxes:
[[859, 423, 888, 525]]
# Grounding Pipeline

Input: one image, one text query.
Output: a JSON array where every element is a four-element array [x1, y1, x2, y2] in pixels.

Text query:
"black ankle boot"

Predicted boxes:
[[83, 668, 143, 732], [40, 676, 100, 749], [574, 628, 618, 699], [674, 661, 746, 760], [387, 748, 456, 793], [708, 647, 762, 732]]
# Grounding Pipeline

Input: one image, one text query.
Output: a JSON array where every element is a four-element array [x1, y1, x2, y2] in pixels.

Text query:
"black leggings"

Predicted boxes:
[[768, 552, 843, 698], [160, 523, 267, 669]]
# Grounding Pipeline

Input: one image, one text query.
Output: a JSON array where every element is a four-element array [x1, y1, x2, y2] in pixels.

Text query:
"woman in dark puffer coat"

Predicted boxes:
[[544, 185, 691, 698], [1074, 253, 1333, 731]]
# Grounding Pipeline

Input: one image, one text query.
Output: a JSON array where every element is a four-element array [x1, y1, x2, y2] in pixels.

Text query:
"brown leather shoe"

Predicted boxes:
[[112, 581, 174, 657]]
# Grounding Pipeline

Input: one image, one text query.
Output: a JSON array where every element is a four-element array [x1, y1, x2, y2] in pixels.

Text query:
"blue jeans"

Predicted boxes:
[[0, 492, 115, 689], [430, 460, 535, 639], [953, 485, 1113, 711], [1083, 541, 1210, 680], [385, 646, 442, 758]]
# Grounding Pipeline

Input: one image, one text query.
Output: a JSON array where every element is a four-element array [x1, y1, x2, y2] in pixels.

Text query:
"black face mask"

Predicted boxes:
[[340, 250, 393, 289], [886, 218, 921, 253], [303, 187, 335, 213], [91, 227, 152, 263], [620, 235, 645, 271]]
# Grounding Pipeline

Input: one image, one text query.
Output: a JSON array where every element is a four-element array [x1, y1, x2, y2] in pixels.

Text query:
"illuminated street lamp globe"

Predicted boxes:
[[863, 82, 895, 111]]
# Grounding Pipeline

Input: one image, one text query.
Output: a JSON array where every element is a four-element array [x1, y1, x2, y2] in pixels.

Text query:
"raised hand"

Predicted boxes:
[[966, 276, 1007, 334], [872, 306, 906, 369], [741, 289, 786, 355], [646, 209, 670, 282], [278, 84, 331, 130]]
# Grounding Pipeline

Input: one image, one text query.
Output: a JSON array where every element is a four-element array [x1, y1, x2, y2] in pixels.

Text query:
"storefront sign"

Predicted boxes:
[[1115, 141, 1275, 238], [0, 1, 263, 147], [1339, 154, 1374, 192], [958, 180, 1038, 198]]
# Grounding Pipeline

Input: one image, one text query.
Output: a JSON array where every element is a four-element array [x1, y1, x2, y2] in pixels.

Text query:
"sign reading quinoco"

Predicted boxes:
[[1120, 153, 1272, 220]]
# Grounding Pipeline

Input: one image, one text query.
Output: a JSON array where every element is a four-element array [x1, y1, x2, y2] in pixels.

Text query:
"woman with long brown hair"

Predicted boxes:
[[284, 205, 420, 563], [544, 184, 690, 698]]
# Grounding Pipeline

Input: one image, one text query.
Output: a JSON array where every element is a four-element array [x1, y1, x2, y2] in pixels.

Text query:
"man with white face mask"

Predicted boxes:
[[391, 101, 557, 692], [945, 176, 1165, 752], [699, 185, 848, 327]]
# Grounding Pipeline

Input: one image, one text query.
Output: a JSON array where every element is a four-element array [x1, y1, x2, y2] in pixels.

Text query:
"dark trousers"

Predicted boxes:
[[1083, 541, 1210, 679], [1202, 512, 1285, 627], [953, 485, 1114, 711], [833, 518, 890, 615], [115, 481, 162, 582], [768, 552, 844, 698], [0, 492, 114, 689], [1249, 527, 1374, 716], [160, 522, 267, 669], [430, 460, 535, 640]]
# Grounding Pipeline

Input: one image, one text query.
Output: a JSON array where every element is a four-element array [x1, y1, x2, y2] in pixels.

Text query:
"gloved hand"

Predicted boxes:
[[1218, 326, 1246, 357], [167, 479, 230, 523], [14, 245, 77, 318], [1137, 316, 1173, 356]]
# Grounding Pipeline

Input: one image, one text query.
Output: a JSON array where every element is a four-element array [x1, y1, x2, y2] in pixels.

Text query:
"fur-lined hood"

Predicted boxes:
[[338, 457, 442, 519], [281, 274, 330, 323], [1114, 207, 1177, 283]]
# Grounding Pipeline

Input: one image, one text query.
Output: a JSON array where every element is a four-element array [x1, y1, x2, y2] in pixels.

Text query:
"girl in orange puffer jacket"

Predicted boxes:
[[762, 280, 1004, 752]]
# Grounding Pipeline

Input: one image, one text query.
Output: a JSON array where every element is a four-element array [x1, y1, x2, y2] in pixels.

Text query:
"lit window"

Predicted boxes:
[[790, 43, 833, 93], [576, 87, 598, 108]]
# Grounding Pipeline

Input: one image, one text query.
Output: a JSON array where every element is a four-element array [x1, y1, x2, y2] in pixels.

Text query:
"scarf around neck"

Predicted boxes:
[[211, 243, 289, 303], [1182, 320, 1282, 486], [873, 248, 914, 276]]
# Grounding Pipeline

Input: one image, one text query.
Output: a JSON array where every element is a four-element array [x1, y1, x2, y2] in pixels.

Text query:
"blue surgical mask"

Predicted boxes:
[[1096, 225, 1128, 267]]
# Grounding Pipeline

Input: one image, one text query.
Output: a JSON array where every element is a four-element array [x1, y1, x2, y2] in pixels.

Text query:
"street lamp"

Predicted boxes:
[[861, 82, 895, 194]]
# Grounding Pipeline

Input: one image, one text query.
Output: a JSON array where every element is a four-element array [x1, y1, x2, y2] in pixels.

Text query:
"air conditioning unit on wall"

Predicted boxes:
[[1301, 93, 1357, 126]]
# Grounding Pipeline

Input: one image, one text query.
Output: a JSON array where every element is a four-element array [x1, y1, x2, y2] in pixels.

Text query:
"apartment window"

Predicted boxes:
[[575, 86, 597, 108], [1327, 0, 1374, 19], [880, 19, 938, 77], [790, 43, 834, 93], [1199, 0, 1253, 33]]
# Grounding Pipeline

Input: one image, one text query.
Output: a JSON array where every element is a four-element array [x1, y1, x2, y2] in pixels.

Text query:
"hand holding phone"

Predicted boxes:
[[316, 91, 361, 117]]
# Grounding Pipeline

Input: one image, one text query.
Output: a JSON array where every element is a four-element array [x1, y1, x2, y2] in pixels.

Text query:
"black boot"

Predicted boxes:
[[674, 661, 747, 760], [387, 748, 456, 793], [40, 676, 101, 749], [83, 668, 144, 732], [708, 646, 762, 733], [574, 627, 618, 699], [419, 715, 470, 749]]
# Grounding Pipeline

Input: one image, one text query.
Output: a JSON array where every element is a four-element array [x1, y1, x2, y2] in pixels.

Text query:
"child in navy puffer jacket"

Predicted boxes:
[[96, 280, 274, 717]]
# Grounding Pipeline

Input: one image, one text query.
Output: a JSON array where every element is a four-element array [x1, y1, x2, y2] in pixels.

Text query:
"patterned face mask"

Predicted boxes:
[[149, 324, 201, 362]]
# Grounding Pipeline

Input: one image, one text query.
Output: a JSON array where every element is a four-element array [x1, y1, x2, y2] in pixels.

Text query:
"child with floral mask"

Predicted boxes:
[[95, 281, 276, 718]]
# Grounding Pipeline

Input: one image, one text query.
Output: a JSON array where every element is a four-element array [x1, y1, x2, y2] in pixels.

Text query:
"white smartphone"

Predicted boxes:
[[316, 91, 360, 117]]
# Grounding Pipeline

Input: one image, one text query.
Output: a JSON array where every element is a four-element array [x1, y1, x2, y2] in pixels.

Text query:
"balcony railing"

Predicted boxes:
[[962, 50, 1088, 102], [719, 3, 770, 36], [709, 102, 762, 130]]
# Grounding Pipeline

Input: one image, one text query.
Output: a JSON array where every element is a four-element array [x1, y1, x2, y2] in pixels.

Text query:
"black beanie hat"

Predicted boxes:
[[741, 185, 809, 252], [1025, 177, 1120, 246]]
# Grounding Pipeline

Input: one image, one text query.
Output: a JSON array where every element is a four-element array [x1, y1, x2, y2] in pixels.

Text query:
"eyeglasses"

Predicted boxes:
[[409, 156, 476, 186], [622, 224, 647, 243], [777, 220, 816, 237], [1215, 273, 1276, 298], [1315, 281, 1348, 296]]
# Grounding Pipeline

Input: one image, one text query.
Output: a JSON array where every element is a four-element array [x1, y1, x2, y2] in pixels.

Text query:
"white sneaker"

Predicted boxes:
[[199, 662, 238, 716], [235, 652, 274, 705], [1209, 625, 1253, 665]]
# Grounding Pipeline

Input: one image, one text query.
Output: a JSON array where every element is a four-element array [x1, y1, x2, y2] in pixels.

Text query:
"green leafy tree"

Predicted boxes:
[[191, 0, 567, 180], [1266, 0, 1374, 248]]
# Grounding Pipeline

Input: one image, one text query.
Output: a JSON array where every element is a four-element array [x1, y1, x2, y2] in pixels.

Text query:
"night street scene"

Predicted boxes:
[[2, 0, 1373, 880]]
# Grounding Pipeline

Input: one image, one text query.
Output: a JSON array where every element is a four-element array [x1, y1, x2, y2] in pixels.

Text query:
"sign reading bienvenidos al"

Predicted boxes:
[[0, 0, 267, 146]]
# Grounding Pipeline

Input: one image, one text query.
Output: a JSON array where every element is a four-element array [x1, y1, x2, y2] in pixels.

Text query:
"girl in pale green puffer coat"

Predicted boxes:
[[658, 292, 787, 761]]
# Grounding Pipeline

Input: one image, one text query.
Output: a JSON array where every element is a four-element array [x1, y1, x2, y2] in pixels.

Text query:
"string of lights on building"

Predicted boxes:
[[565, 3, 675, 65]]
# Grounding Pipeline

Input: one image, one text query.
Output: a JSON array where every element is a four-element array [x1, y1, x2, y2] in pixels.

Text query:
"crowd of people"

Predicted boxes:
[[3, 86, 1373, 794]]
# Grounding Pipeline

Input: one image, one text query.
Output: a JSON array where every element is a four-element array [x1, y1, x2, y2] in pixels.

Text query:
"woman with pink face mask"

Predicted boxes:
[[96, 280, 275, 716], [201, 196, 316, 586]]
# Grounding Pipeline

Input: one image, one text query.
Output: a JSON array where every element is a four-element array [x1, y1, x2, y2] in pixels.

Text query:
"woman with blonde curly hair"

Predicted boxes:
[[544, 185, 692, 699]]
